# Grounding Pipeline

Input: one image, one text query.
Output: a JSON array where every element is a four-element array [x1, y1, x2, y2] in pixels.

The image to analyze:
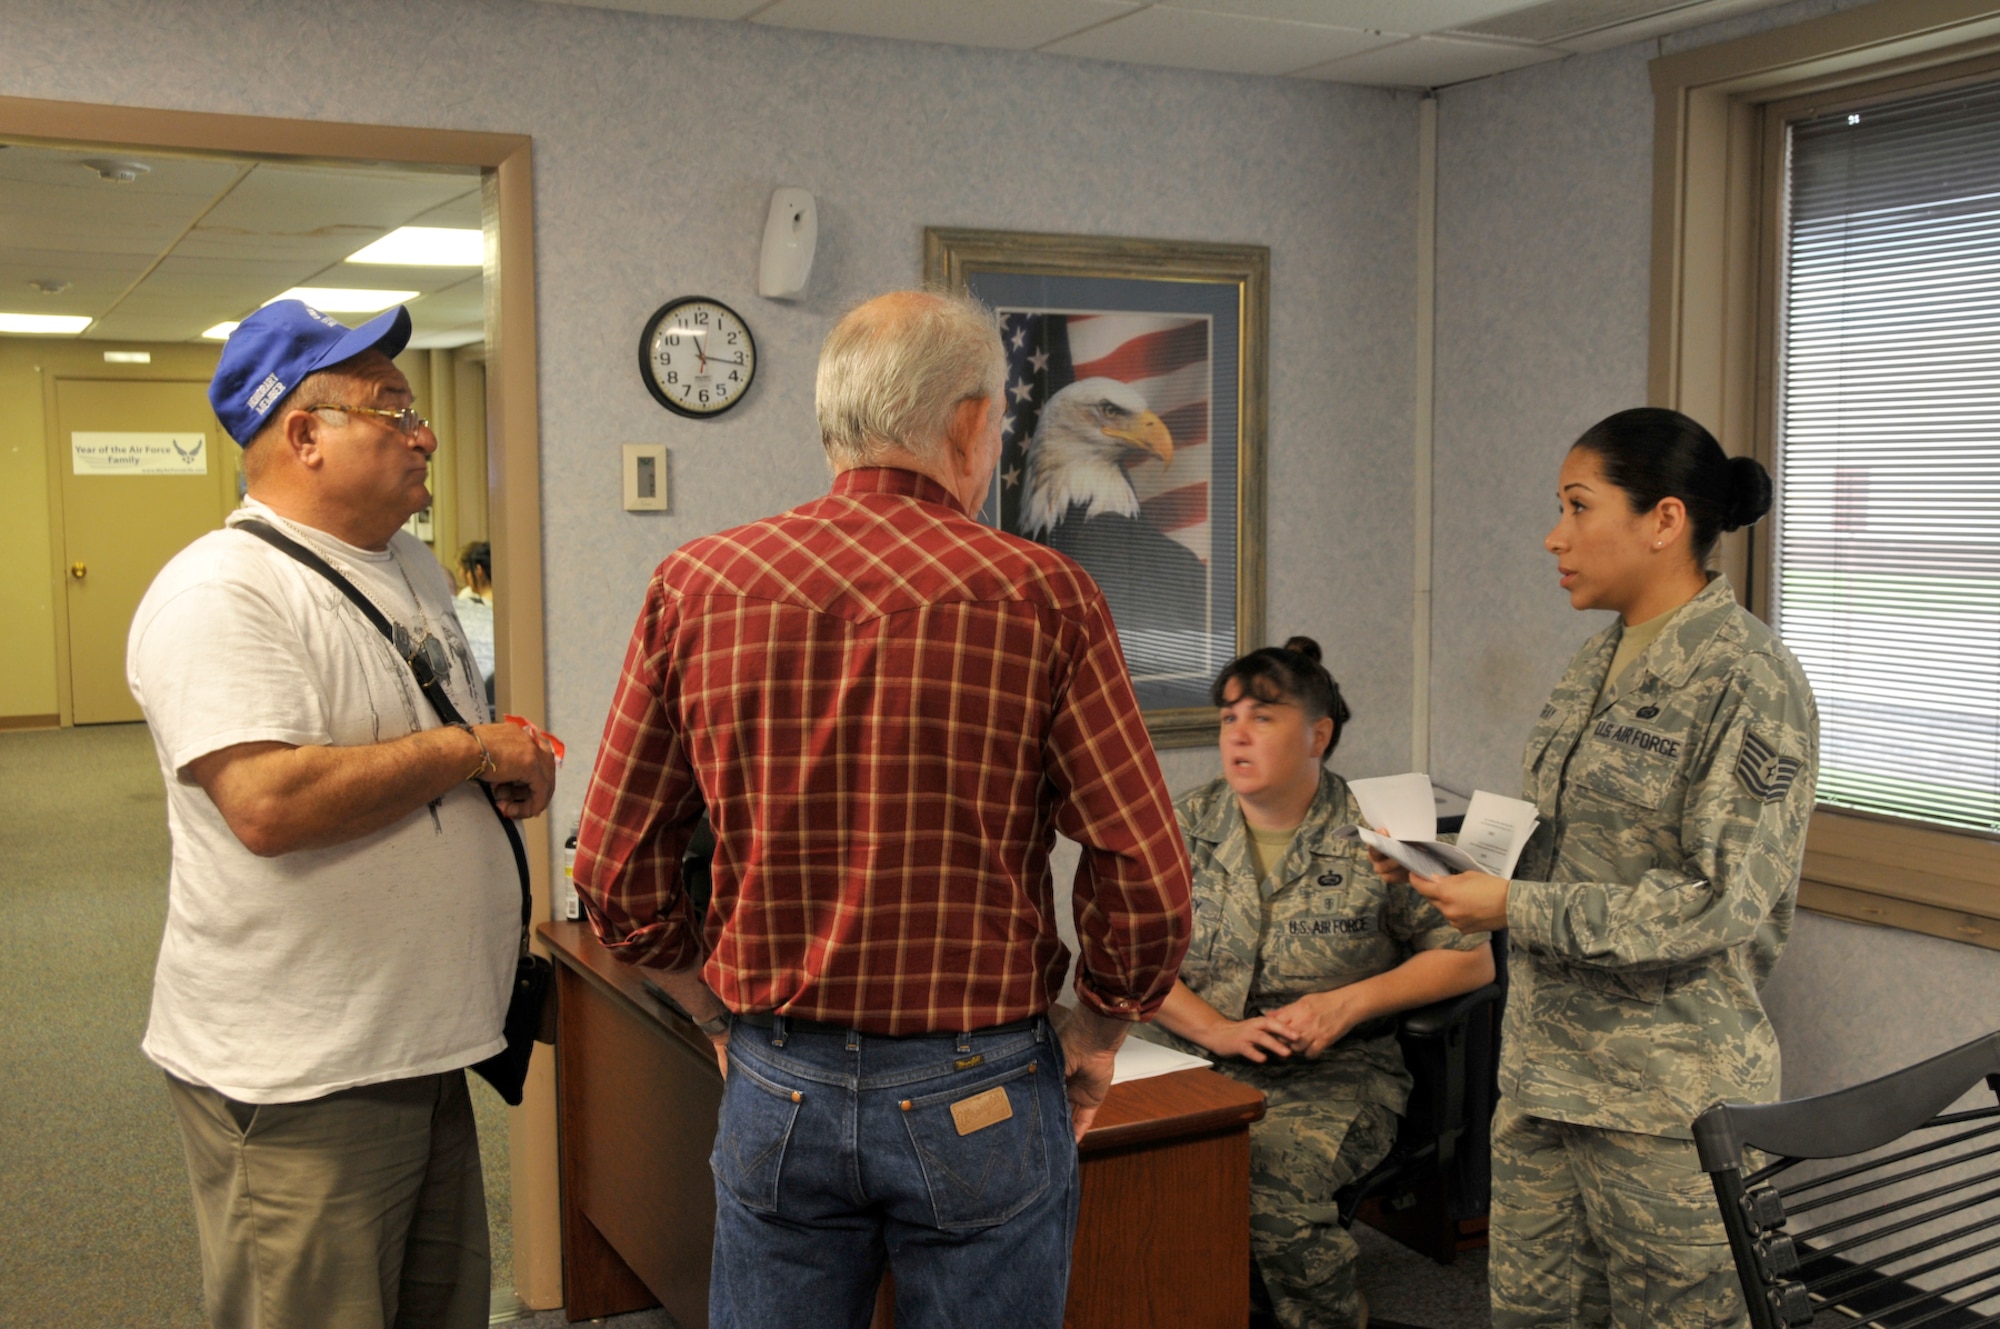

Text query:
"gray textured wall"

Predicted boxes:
[[1429, 0, 2000, 1097], [1, 0, 1421, 822]]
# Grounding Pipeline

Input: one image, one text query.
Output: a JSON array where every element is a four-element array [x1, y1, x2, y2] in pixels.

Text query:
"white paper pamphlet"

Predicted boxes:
[[1337, 774, 1538, 880], [1111, 1035, 1212, 1084]]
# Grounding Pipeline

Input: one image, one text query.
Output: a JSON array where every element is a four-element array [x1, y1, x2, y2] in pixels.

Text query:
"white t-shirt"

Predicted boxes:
[[127, 499, 517, 1103], [455, 587, 496, 685]]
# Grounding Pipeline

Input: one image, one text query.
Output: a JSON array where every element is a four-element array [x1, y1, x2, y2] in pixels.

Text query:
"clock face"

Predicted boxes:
[[639, 297, 756, 418]]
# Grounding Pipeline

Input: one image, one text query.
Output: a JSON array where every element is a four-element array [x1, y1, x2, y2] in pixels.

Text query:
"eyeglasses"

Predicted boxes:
[[305, 403, 430, 435]]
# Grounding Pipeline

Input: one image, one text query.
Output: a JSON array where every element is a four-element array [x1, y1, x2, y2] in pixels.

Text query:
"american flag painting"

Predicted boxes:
[[992, 308, 1226, 695]]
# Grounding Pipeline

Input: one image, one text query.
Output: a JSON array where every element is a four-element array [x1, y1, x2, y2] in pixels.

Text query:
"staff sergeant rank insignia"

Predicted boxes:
[[1736, 730, 1802, 803]]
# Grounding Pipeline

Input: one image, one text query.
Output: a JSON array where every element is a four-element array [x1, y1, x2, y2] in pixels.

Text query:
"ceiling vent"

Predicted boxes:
[[80, 158, 151, 184]]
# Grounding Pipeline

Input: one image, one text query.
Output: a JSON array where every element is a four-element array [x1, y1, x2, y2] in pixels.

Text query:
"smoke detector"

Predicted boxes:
[[29, 279, 71, 295], [81, 158, 150, 183]]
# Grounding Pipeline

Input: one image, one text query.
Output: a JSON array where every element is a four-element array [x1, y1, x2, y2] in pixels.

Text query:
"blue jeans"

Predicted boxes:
[[709, 1014, 1079, 1329]]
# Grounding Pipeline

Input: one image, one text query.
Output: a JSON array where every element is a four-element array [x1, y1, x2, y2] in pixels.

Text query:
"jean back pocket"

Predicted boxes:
[[711, 1059, 804, 1214], [898, 1059, 1051, 1231]]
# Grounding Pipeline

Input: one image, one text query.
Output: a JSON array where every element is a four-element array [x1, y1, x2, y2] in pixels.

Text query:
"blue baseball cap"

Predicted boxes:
[[208, 300, 414, 446]]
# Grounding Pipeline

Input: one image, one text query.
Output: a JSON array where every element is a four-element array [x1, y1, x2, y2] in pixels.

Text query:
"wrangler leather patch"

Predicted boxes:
[[950, 1086, 1013, 1136], [1736, 731, 1802, 803]]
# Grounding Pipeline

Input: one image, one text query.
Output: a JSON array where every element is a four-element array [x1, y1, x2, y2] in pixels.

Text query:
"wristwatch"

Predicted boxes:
[[695, 1013, 730, 1037]]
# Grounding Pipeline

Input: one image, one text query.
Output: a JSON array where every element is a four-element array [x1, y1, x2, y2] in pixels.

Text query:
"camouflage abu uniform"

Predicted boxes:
[[1492, 575, 1818, 1329], [1143, 769, 1488, 1329]]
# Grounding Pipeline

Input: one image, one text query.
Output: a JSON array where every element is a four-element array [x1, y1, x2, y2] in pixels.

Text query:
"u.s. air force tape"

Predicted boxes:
[[1736, 731, 1802, 803]]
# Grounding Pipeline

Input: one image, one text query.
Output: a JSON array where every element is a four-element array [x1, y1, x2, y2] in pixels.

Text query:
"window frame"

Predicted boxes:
[[1648, 0, 2000, 951]]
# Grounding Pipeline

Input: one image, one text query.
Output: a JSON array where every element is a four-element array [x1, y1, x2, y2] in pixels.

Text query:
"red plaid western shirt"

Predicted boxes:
[[573, 467, 1191, 1033]]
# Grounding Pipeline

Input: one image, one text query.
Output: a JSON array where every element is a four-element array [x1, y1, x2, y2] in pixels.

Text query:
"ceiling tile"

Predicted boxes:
[[405, 191, 485, 230], [0, 148, 243, 201], [1292, 31, 1559, 84], [754, 0, 1140, 50], [83, 315, 221, 343], [0, 250, 156, 304], [181, 163, 481, 266], [332, 261, 485, 293], [1152, 0, 1539, 37], [0, 145, 487, 345], [408, 278, 486, 324], [1042, 7, 1394, 74], [1500, 0, 1794, 52], [406, 325, 489, 351], [533, 0, 769, 17], [0, 152, 241, 258]]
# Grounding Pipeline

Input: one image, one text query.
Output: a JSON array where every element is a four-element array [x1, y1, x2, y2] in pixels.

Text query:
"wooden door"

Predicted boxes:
[[56, 378, 237, 724]]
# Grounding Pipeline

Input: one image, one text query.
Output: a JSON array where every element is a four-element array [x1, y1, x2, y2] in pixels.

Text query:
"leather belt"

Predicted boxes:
[[734, 1011, 1042, 1040]]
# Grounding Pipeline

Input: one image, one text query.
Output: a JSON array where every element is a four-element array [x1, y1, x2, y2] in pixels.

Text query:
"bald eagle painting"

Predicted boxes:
[[992, 310, 1228, 708]]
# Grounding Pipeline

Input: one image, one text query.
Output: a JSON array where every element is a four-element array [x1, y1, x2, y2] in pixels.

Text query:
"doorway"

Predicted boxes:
[[54, 377, 235, 723], [0, 93, 558, 1313]]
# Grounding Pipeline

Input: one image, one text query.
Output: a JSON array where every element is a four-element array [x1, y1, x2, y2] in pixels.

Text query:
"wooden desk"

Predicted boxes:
[[543, 922, 1265, 1329]]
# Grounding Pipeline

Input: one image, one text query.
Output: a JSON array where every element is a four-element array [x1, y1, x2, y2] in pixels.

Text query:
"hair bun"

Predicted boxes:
[[1281, 635, 1323, 664], [1722, 455, 1774, 530]]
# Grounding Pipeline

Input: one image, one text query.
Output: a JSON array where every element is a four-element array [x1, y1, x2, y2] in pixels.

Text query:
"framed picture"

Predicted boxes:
[[925, 227, 1268, 748]]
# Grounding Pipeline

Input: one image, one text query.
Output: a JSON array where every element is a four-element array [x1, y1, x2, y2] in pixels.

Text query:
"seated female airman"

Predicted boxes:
[[1144, 637, 1494, 1329]]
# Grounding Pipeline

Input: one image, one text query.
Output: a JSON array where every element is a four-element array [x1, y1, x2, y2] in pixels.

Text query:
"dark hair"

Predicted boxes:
[[1569, 408, 1771, 565], [1209, 636, 1352, 761], [458, 540, 491, 579]]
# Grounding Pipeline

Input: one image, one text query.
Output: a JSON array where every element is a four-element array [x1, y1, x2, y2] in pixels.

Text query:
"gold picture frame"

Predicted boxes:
[[925, 227, 1268, 749]]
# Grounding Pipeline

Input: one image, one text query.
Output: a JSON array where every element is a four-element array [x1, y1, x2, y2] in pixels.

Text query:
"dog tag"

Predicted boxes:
[[950, 1086, 1014, 1136]]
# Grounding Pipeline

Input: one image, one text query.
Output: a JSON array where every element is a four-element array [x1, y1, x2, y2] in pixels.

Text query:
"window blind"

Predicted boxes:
[[1778, 78, 2000, 835]]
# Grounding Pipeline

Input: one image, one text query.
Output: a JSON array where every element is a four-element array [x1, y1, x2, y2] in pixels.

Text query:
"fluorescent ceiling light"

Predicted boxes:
[[266, 287, 418, 314], [202, 322, 241, 340], [346, 227, 483, 266], [0, 312, 92, 334], [103, 350, 151, 363]]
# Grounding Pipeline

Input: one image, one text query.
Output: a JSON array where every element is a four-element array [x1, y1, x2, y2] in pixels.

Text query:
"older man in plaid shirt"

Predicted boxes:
[[573, 289, 1191, 1329]]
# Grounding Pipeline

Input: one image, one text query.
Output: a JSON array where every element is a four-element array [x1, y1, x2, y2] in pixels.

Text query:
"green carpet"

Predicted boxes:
[[0, 722, 514, 1323]]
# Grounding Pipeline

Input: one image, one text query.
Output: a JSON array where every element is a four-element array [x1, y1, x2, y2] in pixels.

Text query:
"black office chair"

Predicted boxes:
[[1334, 813, 1508, 1253], [1693, 1029, 2000, 1329], [1333, 967, 1503, 1239]]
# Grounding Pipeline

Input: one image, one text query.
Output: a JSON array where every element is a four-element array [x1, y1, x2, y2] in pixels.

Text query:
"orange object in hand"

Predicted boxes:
[[503, 713, 566, 767]]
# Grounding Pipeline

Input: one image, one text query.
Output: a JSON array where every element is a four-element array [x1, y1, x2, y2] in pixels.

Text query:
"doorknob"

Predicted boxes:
[[70, 562, 86, 580]]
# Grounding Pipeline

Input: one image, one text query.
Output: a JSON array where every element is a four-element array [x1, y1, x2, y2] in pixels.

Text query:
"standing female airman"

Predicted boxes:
[[1381, 408, 1819, 1328]]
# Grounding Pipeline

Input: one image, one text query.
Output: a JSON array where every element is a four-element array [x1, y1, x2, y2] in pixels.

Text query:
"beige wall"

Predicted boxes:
[[0, 338, 487, 725], [390, 344, 489, 582], [0, 337, 223, 725]]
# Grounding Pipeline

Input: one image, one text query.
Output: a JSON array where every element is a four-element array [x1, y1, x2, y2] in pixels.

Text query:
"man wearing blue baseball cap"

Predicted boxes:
[[126, 300, 556, 1329]]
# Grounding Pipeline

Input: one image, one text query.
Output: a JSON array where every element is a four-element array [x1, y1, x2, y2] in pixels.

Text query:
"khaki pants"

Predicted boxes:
[[1488, 1097, 1745, 1329], [165, 1069, 489, 1329]]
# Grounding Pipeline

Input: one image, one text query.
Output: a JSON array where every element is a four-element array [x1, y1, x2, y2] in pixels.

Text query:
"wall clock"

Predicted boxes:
[[639, 296, 756, 418]]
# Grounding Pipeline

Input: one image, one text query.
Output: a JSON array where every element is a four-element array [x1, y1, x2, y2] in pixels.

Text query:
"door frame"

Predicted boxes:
[[0, 94, 560, 1311], [45, 369, 237, 724]]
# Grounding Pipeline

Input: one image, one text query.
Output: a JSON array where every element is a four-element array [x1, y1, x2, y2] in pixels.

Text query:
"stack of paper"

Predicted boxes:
[[1334, 772, 1538, 879]]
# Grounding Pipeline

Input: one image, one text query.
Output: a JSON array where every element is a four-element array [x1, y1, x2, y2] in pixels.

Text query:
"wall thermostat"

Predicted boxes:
[[623, 444, 668, 512]]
